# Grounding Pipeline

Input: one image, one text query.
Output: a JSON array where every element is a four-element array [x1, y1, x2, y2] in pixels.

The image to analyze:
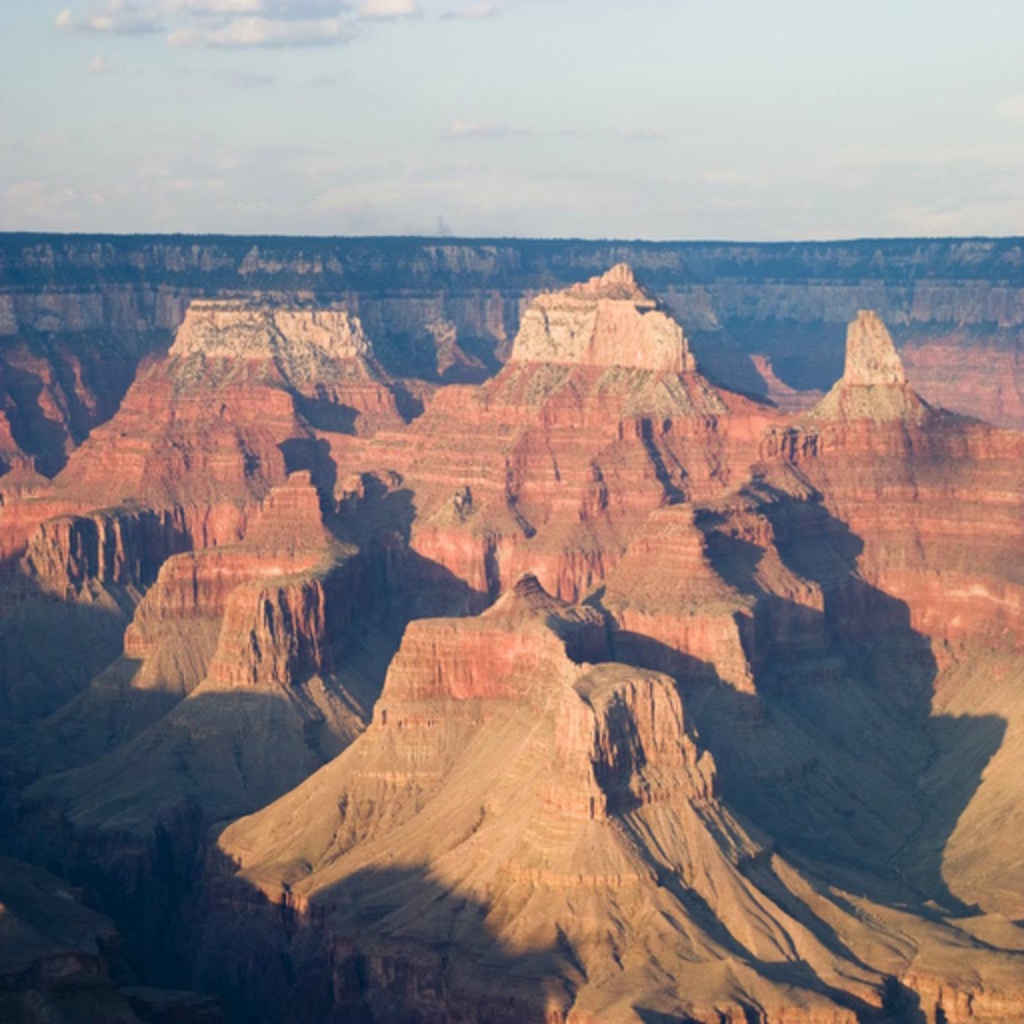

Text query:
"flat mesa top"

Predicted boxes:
[[169, 302, 372, 361]]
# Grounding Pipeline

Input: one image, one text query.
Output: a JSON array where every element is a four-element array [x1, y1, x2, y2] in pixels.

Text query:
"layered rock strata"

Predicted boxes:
[[2, 275, 1024, 1024], [208, 577, 1024, 1024], [337, 267, 780, 607]]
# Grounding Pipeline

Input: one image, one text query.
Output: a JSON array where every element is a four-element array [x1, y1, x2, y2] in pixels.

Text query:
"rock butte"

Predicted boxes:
[[0, 265, 1023, 1024], [510, 263, 697, 373]]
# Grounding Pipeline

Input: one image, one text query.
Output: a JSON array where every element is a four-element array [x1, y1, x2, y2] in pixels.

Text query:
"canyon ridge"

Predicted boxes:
[[0, 239, 1023, 1024]]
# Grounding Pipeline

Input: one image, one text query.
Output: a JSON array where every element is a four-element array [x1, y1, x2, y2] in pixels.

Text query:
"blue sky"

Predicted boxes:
[[2, 0, 1023, 239]]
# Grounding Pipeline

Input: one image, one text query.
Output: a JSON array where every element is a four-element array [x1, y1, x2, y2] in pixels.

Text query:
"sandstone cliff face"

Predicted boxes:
[[510, 264, 697, 373], [22, 506, 190, 597]]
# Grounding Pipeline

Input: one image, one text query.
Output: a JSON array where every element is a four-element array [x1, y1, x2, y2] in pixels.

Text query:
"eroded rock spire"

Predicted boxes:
[[807, 309, 925, 422], [842, 310, 906, 386]]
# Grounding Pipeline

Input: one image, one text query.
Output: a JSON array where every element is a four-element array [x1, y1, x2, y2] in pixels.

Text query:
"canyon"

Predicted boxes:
[[0, 241, 1023, 1023], [2, 235, 1024, 486]]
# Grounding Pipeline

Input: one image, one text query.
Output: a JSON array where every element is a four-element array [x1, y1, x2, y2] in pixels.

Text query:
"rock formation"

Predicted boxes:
[[510, 263, 697, 372], [807, 309, 927, 423], [5, 235, 1024, 489], [209, 576, 1024, 1024], [1, 274, 1023, 1024], [841, 309, 907, 385], [336, 267, 778, 608]]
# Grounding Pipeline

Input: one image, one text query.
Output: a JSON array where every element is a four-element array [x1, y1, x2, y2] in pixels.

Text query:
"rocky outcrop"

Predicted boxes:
[[841, 309, 907, 386], [340, 269, 779, 607], [173, 303, 368, 358], [510, 264, 697, 373], [204, 577, 1024, 1024], [122, 473, 331, 685], [22, 506, 190, 597], [805, 310, 928, 424]]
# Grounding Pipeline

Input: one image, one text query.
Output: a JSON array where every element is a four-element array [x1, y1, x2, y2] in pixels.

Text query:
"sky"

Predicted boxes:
[[1, 0, 1024, 240]]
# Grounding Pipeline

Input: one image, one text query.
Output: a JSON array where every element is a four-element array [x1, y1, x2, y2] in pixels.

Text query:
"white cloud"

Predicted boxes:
[[169, 14, 354, 46], [56, 1, 362, 48], [56, 0, 162, 34], [443, 119, 526, 139], [169, 0, 347, 14], [358, 0, 418, 19], [86, 55, 118, 72], [168, 0, 263, 12], [440, 2, 499, 19]]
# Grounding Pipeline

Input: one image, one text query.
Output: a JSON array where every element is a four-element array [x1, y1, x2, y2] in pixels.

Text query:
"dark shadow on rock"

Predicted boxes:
[[390, 380, 425, 422], [278, 436, 338, 513], [879, 977, 929, 1024], [639, 419, 686, 504], [334, 479, 417, 547], [1, 361, 74, 477], [372, 329, 443, 383], [292, 393, 359, 435], [598, 488, 1007, 920], [12, 656, 183, 778], [194, 858, 565, 1024], [0, 575, 131, 724]]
